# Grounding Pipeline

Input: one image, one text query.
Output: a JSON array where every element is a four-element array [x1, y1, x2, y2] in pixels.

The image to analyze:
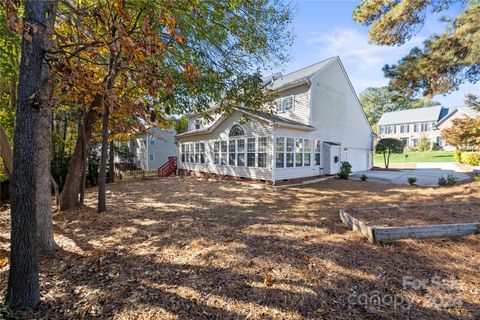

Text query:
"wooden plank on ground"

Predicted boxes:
[[374, 223, 480, 242], [339, 209, 480, 243], [339, 210, 375, 242]]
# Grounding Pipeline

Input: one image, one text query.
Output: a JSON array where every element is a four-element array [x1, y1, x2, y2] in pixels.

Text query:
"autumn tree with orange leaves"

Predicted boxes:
[[2, 0, 292, 310]]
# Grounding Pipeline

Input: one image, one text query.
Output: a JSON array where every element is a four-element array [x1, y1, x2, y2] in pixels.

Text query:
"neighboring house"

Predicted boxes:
[[129, 128, 177, 170], [176, 56, 374, 184], [377, 106, 478, 150]]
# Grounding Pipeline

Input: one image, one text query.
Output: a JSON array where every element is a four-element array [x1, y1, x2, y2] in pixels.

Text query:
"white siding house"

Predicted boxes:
[[130, 128, 177, 170], [177, 56, 374, 183]]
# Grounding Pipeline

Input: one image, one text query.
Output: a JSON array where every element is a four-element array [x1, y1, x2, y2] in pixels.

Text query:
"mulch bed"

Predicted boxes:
[[1, 177, 480, 319], [349, 202, 480, 227]]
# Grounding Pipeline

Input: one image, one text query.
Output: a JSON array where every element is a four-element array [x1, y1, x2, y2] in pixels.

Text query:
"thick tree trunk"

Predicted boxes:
[[6, 0, 51, 309], [109, 139, 115, 183], [98, 103, 109, 213], [36, 104, 57, 252], [36, 1, 58, 253], [59, 98, 100, 210]]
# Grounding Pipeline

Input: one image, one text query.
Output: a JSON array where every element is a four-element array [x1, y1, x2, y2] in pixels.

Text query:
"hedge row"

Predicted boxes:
[[455, 150, 480, 166]]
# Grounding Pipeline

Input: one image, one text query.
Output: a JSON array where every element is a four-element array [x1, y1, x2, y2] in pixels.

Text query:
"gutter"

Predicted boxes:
[[272, 122, 315, 131], [272, 79, 310, 93]]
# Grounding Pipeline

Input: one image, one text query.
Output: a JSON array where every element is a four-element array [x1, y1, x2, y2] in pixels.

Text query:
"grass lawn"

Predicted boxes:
[[1, 177, 480, 319], [374, 151, 455, 167]]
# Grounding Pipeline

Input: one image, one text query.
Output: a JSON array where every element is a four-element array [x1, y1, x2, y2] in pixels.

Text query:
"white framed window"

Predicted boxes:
[[295, 138, 303, 167], [194, 142, 200, 163], [189, 143, 194, 163], [214, 141, 220, 165], [258, 137, 267, 168], [220, 141, 227, 165], [276, 137, 285, 168], [275, 95, 294, 113], [275, 100, 283, 113], [229, 124, 244, 137], [200, 142, 205, 164], [149, 153, 154, 162], [286, 138, 294, 167], [149, 136, 155, 145], [237, 139, 245, 166], [283, 96, 294, 111], [247, 138, 255, 167], [181, 144, 185, 163], [314, 140, 321, 165], [304, 139, 311, 166], [228, 140, 236, 165], [194, 119, 202, 130]]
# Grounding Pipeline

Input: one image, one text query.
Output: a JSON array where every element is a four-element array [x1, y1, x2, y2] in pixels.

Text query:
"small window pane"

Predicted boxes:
[[286, 153, 294, 167], [295, 139, 303, 167], [258, 153, 267, 167], [276, 153, 284, 168], [275, 100, 283, 113], [283, 96, 293, 111], [214, 141, 220, 152], [247, 138, 255, 152], [238, 139, 245, 152], [237, 153, 245, 166], [276, 137, 284, 151], [258, 137, 267, 152], [247, 153, 255, 167]]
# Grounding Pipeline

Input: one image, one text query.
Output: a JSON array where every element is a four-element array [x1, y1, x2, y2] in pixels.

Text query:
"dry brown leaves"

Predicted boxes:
[[0, 176, 479, 319]]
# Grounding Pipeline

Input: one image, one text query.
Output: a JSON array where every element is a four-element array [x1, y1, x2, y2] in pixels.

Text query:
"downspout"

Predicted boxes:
[[271, 125, 276, 186]]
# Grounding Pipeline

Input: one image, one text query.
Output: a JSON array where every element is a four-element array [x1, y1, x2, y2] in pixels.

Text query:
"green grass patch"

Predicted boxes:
[[374, 151, 455, 166]]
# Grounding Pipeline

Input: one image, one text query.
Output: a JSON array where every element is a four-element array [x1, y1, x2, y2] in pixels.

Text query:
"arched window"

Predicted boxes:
[[229, 124, 244, 137]]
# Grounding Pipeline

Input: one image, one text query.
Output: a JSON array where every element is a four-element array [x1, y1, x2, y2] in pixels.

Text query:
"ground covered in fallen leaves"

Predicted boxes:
[[349, 202, 480, 227], [1, 177, 480, 319]]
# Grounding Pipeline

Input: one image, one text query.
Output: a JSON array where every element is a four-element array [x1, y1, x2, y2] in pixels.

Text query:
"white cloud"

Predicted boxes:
[[284, 27, 473, 108], [298, 28, 426, 93]]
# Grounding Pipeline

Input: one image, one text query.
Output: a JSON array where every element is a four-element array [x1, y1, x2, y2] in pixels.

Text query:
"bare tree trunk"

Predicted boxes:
[[109, 139, 115, 183], [36, 0, 58, 253], [60, 98, 99, 210], [97, 103, 109, 213], [6, 0, 55, 309]]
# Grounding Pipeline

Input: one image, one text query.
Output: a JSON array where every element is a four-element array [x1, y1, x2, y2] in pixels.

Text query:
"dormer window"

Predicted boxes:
[[275, 95, 294, 113], [194, 119, 202, 130]]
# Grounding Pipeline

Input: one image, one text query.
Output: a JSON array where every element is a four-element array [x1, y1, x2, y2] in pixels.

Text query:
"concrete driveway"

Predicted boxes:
[[351, 162, 472, 186]]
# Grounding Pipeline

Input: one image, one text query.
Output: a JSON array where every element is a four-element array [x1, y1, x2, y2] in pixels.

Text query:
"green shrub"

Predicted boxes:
[[438, 174, 458, 186], [418, 135, 429, 152], [454, 149, 462, 162], [460, 152, 480, 166], [474, 173, 480, 181], [338, 161, 352, 179], [360, 174, 368, 181], [407, 177, 417, 185]]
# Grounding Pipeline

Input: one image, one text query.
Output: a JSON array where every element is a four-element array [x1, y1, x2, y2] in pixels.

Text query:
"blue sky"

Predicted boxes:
[[276, 0, 477, 108]]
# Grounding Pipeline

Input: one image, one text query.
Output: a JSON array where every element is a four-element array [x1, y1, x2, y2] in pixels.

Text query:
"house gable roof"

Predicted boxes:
[[265, 57, 337, 91], [435, 106, 479, 126], [377, 106, 448, 126], [176, 107, 313, 138]]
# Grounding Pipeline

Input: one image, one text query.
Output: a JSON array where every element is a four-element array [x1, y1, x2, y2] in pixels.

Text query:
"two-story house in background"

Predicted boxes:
[[129, 128, 177, 170], [377, 106, 478, 150], [176, 56, 374, 184]]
